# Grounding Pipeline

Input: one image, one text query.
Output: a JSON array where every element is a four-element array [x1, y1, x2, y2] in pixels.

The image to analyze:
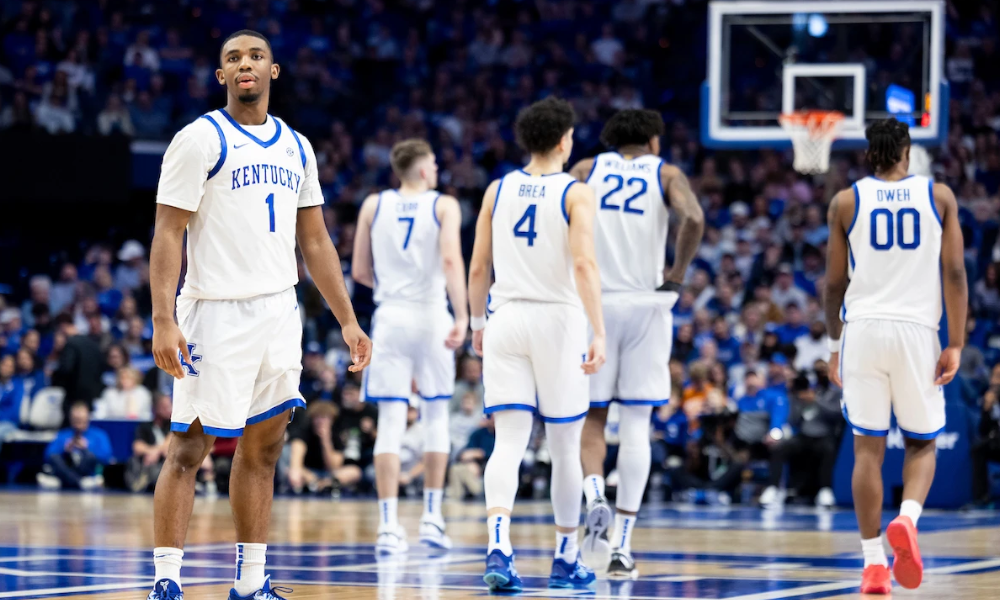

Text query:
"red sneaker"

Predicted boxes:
[[861, 564, 892, 594], [887, 515, 924, 589]]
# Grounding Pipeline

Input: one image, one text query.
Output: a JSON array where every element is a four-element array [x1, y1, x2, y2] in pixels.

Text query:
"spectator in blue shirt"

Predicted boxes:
[[37, 401, 112, 490], [733, 369, 789, 462], [775, 304, 810, 346], [710, 317, 742, 367], [14, 349, 47, 400], [0, 355, 25, 455]]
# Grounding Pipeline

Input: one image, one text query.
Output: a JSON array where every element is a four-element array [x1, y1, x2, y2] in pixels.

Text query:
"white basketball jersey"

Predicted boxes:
[[157, 109, 324, 301], [844, 175, 942, 329], [488, 170, 581, 311], [369, 189, 446, 307], [587, 152, 668, 295]]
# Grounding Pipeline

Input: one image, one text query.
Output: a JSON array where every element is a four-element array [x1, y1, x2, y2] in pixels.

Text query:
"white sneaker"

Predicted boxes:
[[419, 519, 452, 550], [80, 475, 104, 491], [580, 496, 612, 571], [816, 487, 836, 508], [759, 486, 784, 507], [36, 473, 61, 490], [376, 525, 409, 555]]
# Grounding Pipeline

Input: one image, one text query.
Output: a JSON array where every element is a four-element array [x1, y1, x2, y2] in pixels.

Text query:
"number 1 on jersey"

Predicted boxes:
[[264, 193, 275, 233], [513, 204, 538, 246]]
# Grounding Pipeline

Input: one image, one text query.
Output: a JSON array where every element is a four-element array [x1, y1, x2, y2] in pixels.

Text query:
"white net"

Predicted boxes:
[[779, 111, 844, 174]]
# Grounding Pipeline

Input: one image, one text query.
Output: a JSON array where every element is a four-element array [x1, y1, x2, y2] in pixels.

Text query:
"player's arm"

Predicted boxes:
[[566, 182, 606, 374], [935, 182, 968, 385], [351, 194, 379, 288], [824, 188, 853, 387], [569, 158, 595, 183], [468, 179, 498, 356], [662, 164, 705, 287], [437, 195, 469, 349]]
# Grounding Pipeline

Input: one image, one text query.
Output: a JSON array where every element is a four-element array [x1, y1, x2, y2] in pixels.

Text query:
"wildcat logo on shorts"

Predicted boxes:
[[179, 343, 203, 377]]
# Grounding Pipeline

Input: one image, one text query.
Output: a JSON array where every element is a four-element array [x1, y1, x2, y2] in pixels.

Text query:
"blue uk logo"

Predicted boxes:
[[180, 343, 203, 377]]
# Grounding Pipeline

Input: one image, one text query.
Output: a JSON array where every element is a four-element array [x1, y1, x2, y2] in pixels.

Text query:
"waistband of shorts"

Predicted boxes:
[[178, 286, 295, 304], [602, 290, 678, 306], [376, 299, 449, 312]]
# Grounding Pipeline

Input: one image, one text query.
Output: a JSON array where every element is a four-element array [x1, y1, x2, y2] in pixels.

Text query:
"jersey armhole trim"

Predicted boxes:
[[200, 115, 227, 180], [432, 192, 441, 227], [928, 180, 943, 226], [584, 156, 600, 184], [286, 123, 307, 169], [846, 183, 861, 236], [372, 191, 384, 230], [657, 158, 667, 205], [491, 176, 505, 216], [561, 181, 575, 224]]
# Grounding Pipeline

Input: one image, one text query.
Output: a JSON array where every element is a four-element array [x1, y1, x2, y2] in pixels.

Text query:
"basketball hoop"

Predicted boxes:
[[779, 110, 845, 174]]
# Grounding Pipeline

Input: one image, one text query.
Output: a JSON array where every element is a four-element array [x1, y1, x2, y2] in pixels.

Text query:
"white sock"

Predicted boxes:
[[487, 514, 512, 555], [900, 500, 923, 527], [554, 530, 579, 563], [423, 488, 443, 524], [583, 475, 605, 505], [233, 543, 266, 596], [378, 497, 398, 533], [861, 536, 888, 567], [153, 547, 183, 588], [611, 513, 636, 553]]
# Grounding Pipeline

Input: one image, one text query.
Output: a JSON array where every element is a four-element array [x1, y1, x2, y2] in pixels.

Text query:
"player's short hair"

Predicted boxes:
[[220, 29, 273, 62], [865, 118, 910, 173], [389, 139, 433, 177], [514, 97, 576, 154], [599, 109, 665, 149]]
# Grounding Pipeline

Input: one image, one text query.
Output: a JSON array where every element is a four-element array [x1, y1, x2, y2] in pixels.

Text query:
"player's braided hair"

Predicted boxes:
[[600, 109, 665, 149], [865, 118, 910, 173], [514, 97, 576, 154]]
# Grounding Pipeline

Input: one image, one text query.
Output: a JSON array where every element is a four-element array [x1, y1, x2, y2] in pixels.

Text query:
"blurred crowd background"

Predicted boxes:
[[1, 0, 1000, 507]]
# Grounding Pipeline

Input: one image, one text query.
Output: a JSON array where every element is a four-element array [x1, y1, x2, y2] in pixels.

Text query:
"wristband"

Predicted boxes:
[[471, 315, 487, 331], [827, 336, 841, 353]]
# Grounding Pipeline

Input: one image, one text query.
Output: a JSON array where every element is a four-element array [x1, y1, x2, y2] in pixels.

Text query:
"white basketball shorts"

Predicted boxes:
[[483, 300, 589, 423], [840, 318, 945, 439], [362, 303, 456, 403], [171, 287, 305, 437], [589, 296, 674, 408]]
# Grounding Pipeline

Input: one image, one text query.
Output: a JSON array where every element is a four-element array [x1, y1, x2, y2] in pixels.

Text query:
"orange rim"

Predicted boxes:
[[779, 110, 844, 137]]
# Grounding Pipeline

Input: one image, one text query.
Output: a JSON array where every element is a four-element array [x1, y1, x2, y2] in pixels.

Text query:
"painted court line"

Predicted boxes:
[[0, 578, 226, 599], [725, 581, 859, 600]]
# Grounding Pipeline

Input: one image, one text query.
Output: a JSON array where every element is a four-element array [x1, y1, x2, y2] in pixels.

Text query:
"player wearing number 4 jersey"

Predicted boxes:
[[352, 139, 468, 554], [826, 119, 967, 594], [568, 110, 704, 579], [468, 98, 606, 593], [149, 30, 371, 600]]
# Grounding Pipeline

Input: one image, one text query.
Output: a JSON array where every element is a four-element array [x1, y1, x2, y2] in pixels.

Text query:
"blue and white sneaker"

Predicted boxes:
[[376, 525, 409, 555], [419, 519, 452, 551], [228, 576, 292, 600], [147, 579, 183, 600], [483, 549, 523, 594], [548, 556, 597, 589]]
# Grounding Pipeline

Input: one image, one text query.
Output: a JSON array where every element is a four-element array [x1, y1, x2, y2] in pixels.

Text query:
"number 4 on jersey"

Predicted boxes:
[[513, 204, 538, 246]]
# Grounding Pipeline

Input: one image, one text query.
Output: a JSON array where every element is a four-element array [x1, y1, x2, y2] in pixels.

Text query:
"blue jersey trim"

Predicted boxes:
[[871, 174, 916, 183], [656, 158, 666, 204], [484, 403, 536, 415], [847, 241, 856, 270], [539, 410, 589, 423], [899, 425, 946, 440], [245, 398, 306, 426], [561, 181, 575, 224], [219, 109, 283, 148], [492, 176, 505, 216], [841, 404, 889, 437], [372, 191, 384, 227], [200, 115, 227, 180], [847, 183, 861, 236], [170, 422, 190, 433], [364, 396, 411, 403], [420, 394, 452, 401], [286, 122, 307, 169], [590, 400, 612, 408], [617, 398, 671, 406], [928, 180, 942, 226], [170, 421, 245, 438], [585, 157, 600, 184], [432, 192, 441, 227], [517, 169, 563, 177]]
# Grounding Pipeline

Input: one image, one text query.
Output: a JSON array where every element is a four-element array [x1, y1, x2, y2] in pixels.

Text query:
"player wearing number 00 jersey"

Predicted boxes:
[[352, 139, 469, 555], [149, 29, 371, 600], [568, 110, 704, 579], [825, 118, 967, 594], [468, 97, 606, 593]]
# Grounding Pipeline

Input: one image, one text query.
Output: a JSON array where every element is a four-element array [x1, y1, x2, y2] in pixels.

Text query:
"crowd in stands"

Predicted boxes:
[[1, 0, 1000, 507]]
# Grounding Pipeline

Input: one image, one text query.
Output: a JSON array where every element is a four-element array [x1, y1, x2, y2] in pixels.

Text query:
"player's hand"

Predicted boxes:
[[342, 322, 372, 372], [153, 320, 191, 380], [828, 352, 841, 388], [472, 329, 484, 357], [934, 346, 961, 386], [582, 335, 606, 374], [445, 316, 468, 350]]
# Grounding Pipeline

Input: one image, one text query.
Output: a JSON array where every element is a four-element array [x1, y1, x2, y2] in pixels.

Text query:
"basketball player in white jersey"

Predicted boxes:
[[568, 109, 704, 579], [148, 30, 371, 600], [826, 119, 966, 594], [468, 97, 606, 593], [352, 139, 468, 554]]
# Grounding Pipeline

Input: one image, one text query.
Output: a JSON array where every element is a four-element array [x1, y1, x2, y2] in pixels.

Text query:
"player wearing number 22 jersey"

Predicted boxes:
[[826, 119, 967, 595]]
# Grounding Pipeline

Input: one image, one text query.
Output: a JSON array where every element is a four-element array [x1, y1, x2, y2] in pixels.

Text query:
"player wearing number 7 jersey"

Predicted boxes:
[[149, 29, 371, 600], [468, 97, 606, 593], [825, 118, 967, 595]]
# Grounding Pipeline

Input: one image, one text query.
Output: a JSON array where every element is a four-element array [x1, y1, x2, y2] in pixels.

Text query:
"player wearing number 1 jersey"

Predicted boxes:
[[825, 119, 967, 594], [468, 97, 606, 593], [568, 110, 704, 579], [148, 30, 371, 600]]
